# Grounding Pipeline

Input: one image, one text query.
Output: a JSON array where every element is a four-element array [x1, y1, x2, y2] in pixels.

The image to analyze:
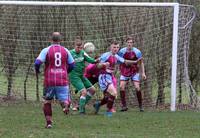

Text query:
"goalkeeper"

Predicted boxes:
[[69, 36, 98, 114]]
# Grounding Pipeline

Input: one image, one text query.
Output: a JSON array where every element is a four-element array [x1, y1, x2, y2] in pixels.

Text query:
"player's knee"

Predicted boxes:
[[120, 86, 125, 91], [88, 90, 95, 95], [120, 83, 126, 91], [113, 92, 117, 97], [43, 99, 52, 104], [135, 87, 141, 92], [88, 86, 96, 95], [80, 89, 87, 96], [109, 90, 117, 97]]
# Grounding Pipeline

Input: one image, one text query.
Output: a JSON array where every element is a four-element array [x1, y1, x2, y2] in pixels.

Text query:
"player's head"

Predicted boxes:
[[51, 32, 62, 43], [110, 39, 120, 54], [126, 36, 134, 50], [74, 36, 83, 53]]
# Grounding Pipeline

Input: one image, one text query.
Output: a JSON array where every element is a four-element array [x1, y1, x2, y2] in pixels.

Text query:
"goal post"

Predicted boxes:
[[0, 1, 197, 111], [171, 3, 179, 111]]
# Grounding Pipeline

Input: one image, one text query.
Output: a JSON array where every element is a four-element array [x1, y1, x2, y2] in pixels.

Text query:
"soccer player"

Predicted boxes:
[[94, 40, 140, 116], [118, 36, 146, 112], [71, 55, 118, 112], [84, 56, 109, 85], [85, 60, 118, 112], [34, 32, 75, 128], [69, 36, 98, 114]]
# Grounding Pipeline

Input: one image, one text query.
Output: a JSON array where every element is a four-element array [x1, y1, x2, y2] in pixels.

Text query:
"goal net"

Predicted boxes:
[[0, 1, 197, 111]]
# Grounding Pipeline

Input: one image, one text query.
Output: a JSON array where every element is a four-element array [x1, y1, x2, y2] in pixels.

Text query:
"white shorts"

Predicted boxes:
[[120, 73, 140, 82]]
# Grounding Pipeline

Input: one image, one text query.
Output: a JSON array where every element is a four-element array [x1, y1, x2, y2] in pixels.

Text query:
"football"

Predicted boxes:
[[84, 42, 95, 53]]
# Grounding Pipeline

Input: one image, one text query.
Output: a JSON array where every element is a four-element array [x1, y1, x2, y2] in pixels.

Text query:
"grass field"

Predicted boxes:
[[0, 101, 200, 138]]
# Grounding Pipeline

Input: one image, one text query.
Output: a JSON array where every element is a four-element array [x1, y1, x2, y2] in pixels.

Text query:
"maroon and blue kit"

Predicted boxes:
[[118, 47, 142, 82]]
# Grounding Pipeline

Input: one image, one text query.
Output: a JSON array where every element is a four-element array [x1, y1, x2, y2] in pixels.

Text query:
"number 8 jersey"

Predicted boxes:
[[36, 44, 74, 87]]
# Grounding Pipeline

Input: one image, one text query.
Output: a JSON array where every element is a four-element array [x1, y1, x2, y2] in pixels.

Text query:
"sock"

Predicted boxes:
[[107, 94, 115, 111], [120, 90, 126, 107], [79, 96, 86, 113], [136, 90, 142, 108], [43, 103, 52, 125], [100, 95, 108, 106], [60, 101, 70, 114], [85, 92, 92, 104]]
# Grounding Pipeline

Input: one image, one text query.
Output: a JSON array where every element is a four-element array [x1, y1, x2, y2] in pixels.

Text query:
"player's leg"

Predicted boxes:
[[74, 75, 97, 94], [87, 77, 98, 85], [82, 76, 96, 104], [93, 74, 109, 114], [42, 87, 55, 128], [106, 83, 117, 116], [111, 75, 117, 113], [97, 74, 116, 116], [79, 88, 88, 114], [70, 74, 87, 114], [132, 73, 144, 112], [72, 77, 97, 112], [55, 86, 71, 115], [119, 75, 129, 111]]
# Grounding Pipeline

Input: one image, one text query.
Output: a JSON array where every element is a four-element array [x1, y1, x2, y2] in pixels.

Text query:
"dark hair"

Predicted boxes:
[[74, 36, 83, 46], [126, 36, 134, 42], [110, 39, 119, 45], [51, 32, 62, 42]]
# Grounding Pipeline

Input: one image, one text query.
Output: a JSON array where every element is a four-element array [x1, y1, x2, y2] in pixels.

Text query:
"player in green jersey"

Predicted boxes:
[[69, 36, 98, 114]]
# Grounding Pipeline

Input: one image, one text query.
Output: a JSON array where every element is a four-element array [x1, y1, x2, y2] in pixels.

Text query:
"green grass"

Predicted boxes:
[[0, 102, 200, 138]]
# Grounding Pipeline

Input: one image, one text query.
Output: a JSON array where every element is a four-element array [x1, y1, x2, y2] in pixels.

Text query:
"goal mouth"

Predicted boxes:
[[0, 1, 197, 111]]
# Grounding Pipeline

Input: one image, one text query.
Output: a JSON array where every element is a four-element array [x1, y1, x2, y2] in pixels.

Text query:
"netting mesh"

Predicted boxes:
[[0, 3, 197, 110]]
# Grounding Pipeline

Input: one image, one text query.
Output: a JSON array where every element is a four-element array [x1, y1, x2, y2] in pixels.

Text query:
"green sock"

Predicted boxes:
[[85, 95, 92, 104], [79, 97, 86, 113]]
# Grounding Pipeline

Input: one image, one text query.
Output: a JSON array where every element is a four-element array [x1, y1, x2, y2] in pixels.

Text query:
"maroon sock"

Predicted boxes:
[[136, 90, 142, 107], [100, 95, 108, 106], [120, 90, 126, 107], [107, 94, 115, 111], [43, 103, 52, 124]]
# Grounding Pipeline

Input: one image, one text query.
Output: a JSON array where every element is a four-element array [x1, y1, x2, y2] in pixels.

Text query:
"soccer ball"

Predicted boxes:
[[84, 42, 95, 53]]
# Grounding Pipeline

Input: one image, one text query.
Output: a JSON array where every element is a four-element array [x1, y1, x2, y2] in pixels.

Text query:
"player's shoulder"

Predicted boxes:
[[69, 49, 75, 53], [133, 47, 141, 53], [86, 63, 95, 69], [101, 51, 111, 57], [118, 47, 127, 55], [119, 47, 127, 52], [83, 50, 90, 57], [133, 47, 142, 58], [40, 46, 51, 53]]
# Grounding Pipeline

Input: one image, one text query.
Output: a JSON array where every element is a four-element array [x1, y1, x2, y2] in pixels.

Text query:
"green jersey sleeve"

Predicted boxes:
[[69, 49, 95, 76], [83, 51, 96, 63]]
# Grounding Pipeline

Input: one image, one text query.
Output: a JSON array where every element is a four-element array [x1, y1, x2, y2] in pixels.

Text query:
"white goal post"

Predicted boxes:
[[0, 1, 196, 111]]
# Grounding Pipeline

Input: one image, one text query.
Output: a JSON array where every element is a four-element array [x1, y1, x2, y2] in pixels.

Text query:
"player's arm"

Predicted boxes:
[[96, 53, 110, 68], [138, 58, 146, 80], [66, 48, 75, 73], [96, 62, 110, 69], [83, 51, 96, 63], [124, 57, 143, 65], [34, 48, 48, 74], [135, 49, 146, 80]]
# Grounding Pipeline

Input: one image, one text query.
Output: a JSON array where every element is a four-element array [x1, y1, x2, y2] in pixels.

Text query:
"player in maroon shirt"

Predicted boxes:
[[34, 32, 75, 128], [118, 36, 146, 112]]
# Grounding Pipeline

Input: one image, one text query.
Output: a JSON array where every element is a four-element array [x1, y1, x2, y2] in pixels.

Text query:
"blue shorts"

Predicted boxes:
[[120, 73, 140, 82], [43, 86, 70, 102], [98, 73, 114, 92]]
